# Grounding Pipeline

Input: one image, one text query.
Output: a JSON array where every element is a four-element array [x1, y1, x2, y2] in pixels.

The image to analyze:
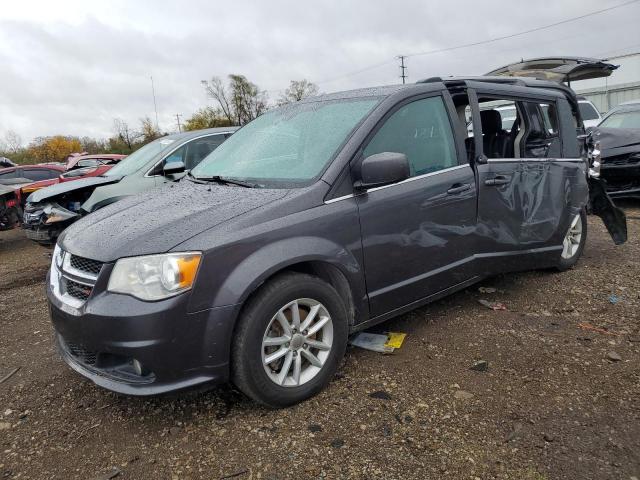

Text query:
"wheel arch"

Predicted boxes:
[[209, 237, 368, 327]]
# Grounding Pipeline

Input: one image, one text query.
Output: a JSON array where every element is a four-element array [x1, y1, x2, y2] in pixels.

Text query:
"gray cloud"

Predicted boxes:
[[0, 0, 637, 143]]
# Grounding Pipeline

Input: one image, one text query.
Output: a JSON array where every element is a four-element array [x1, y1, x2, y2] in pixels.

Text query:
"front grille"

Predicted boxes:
[[66, 342, 98, 366], [64, 278, 92, 301], [70, 255, 103, 275]]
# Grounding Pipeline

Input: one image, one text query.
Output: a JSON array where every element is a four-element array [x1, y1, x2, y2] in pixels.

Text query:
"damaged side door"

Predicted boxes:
[[484, 57, 627, 245], [467, 82, 595, 271]]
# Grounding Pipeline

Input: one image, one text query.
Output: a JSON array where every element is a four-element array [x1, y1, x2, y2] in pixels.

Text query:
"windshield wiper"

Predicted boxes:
[[189, 173, 259, 188]]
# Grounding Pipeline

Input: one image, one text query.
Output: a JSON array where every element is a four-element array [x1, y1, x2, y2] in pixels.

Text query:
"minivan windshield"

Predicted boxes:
[[104, 137, 176, 177], [191, 98, 380, 186]]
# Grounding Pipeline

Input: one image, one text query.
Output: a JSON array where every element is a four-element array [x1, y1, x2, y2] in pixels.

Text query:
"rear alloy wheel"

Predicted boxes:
[[232, 273, 348, 407], [557, 209, 587, 271]]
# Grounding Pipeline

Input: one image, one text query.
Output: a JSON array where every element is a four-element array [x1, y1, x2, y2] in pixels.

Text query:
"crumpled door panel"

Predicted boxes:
[[477, 160, 588, 251]]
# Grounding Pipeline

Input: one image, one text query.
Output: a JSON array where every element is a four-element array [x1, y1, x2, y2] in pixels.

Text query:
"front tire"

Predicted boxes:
[[231, 272, 348, 408], [556, 209, 587, 271]]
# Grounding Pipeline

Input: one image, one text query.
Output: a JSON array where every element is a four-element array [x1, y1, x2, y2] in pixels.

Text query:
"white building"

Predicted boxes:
[[574, 52, 640, 114]]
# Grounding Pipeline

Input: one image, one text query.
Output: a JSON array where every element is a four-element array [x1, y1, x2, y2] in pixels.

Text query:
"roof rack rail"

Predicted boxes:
[[416, 77, 443, 84]]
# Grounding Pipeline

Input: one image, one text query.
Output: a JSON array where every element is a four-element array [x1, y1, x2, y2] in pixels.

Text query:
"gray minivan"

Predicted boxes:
[[47, 78, 625, 407]]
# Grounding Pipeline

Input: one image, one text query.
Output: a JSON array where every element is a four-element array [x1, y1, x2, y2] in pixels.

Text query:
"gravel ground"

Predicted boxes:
[[0, 206, 639, 480]]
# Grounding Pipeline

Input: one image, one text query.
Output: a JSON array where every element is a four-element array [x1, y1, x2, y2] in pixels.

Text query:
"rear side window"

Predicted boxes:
[[152, 135, 227, 175], [521, 101, 561, 158], [77, 159, 101, 168], [183, 136, 225, 170], [22, 169, 58, 181], [363, 96, 457, 177], [579, 102, 600, 121], [0, 169, 16, 179]]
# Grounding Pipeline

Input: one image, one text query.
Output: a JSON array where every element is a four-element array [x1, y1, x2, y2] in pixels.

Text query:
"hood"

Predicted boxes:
[[591, 127, 640, 158], [27, 175, 123, 203], [486, 57, 618, 83], [58, 180, 290, 262]]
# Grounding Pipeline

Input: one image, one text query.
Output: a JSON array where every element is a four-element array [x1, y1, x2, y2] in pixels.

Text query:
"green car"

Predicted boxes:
[[23, 127, 237, 245]]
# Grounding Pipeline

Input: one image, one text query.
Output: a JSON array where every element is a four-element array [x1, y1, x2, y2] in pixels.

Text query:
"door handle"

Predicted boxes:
[[446, 183, 471, 195], [485, 175, 511, 186]]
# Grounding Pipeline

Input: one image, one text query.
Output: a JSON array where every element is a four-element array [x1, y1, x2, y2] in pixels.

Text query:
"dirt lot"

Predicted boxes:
[[1, 206, 639, 480]]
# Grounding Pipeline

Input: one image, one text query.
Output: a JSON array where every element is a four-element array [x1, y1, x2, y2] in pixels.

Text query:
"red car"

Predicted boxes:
[[0, 164, 66, 207], [20, 154, 126, 196], [0, 155, 125, 213]]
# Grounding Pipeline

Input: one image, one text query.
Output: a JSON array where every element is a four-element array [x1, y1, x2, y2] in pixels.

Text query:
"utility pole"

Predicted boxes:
[[397, 55, 408, 84], [175, 114, 183, 133], [150, 76, 160, 130]]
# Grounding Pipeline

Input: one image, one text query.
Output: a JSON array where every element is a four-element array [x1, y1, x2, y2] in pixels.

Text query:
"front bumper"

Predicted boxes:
[[601, 159, 640, 198], [22, 209, 71, 244], [47, 265, 240, 395]]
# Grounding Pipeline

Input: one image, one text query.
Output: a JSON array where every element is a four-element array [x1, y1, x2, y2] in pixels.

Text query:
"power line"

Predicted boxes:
[[316, 58, 396, 86], [316, 0, 640, 85], [404, 0, 640, 59]]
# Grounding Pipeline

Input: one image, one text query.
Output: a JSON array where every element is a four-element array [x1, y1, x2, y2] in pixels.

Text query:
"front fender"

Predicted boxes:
[[192, 236, 366, 314]]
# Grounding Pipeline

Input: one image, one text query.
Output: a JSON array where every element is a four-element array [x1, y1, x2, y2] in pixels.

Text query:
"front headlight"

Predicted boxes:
[[52, 244, 64, 270], [107, 252, 202, 301]]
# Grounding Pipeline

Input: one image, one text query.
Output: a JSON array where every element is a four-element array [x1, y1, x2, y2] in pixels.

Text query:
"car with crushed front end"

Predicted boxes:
[[47, 76, 626, 408], [590, 99, 640, 199], [23, 127, 237, 245]]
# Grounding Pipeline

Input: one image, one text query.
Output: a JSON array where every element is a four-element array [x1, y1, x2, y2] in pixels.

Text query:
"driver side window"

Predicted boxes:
[[363, 96, 458, 177]]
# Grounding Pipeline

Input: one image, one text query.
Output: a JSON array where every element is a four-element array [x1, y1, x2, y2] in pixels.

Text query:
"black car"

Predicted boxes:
[[47, 76, 625, 407], [590, 100, 640, 199]]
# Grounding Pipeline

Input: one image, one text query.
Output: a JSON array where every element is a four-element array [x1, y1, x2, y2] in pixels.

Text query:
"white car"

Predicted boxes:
[[578, 97, 602, 128]]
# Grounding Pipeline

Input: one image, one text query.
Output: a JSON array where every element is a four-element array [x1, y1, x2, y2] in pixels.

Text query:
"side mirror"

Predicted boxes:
[[355, 152, 410, 190], [163, 161, 185, 176]]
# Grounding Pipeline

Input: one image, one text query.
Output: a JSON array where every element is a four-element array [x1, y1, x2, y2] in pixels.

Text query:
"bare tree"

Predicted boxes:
[[113, 118, 141, 150], [201, 77, 234, 124], [202, 74, 269, 126], [4, 130, 22, 153], [278, 80, 319, 106]]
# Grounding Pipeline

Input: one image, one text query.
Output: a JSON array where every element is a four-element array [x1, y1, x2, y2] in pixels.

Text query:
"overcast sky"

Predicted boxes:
[[1, 0, 639, 145]]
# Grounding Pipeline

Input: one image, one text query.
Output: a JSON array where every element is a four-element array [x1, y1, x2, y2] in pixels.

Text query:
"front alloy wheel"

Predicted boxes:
[[262, 299, 333, 387], [232, 272, 348, 407]]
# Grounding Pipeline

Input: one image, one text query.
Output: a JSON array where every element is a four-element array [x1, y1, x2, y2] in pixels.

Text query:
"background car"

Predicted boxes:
[[65, 154, 126, 171], [23, 127, 238, 244], [0, 164, 67, 210], [0, 164, 66, 186], [21, 154, 126, 195], [0, 185, 21, 230], [591, 99, 640, 198], [578, 97, 602, 128]]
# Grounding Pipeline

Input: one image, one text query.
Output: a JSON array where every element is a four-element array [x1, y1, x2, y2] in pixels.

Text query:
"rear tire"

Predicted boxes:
[[556, 208, 587, 271], [231, 272, 348, 408]]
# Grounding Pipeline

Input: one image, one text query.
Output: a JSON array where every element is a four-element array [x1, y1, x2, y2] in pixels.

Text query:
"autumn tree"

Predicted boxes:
[[201, 74, 268, 126], [184, 107, 234, 131], [28, 136, 83, 163], [278, 80, 319, 106], [140, 116, 162, 143]]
